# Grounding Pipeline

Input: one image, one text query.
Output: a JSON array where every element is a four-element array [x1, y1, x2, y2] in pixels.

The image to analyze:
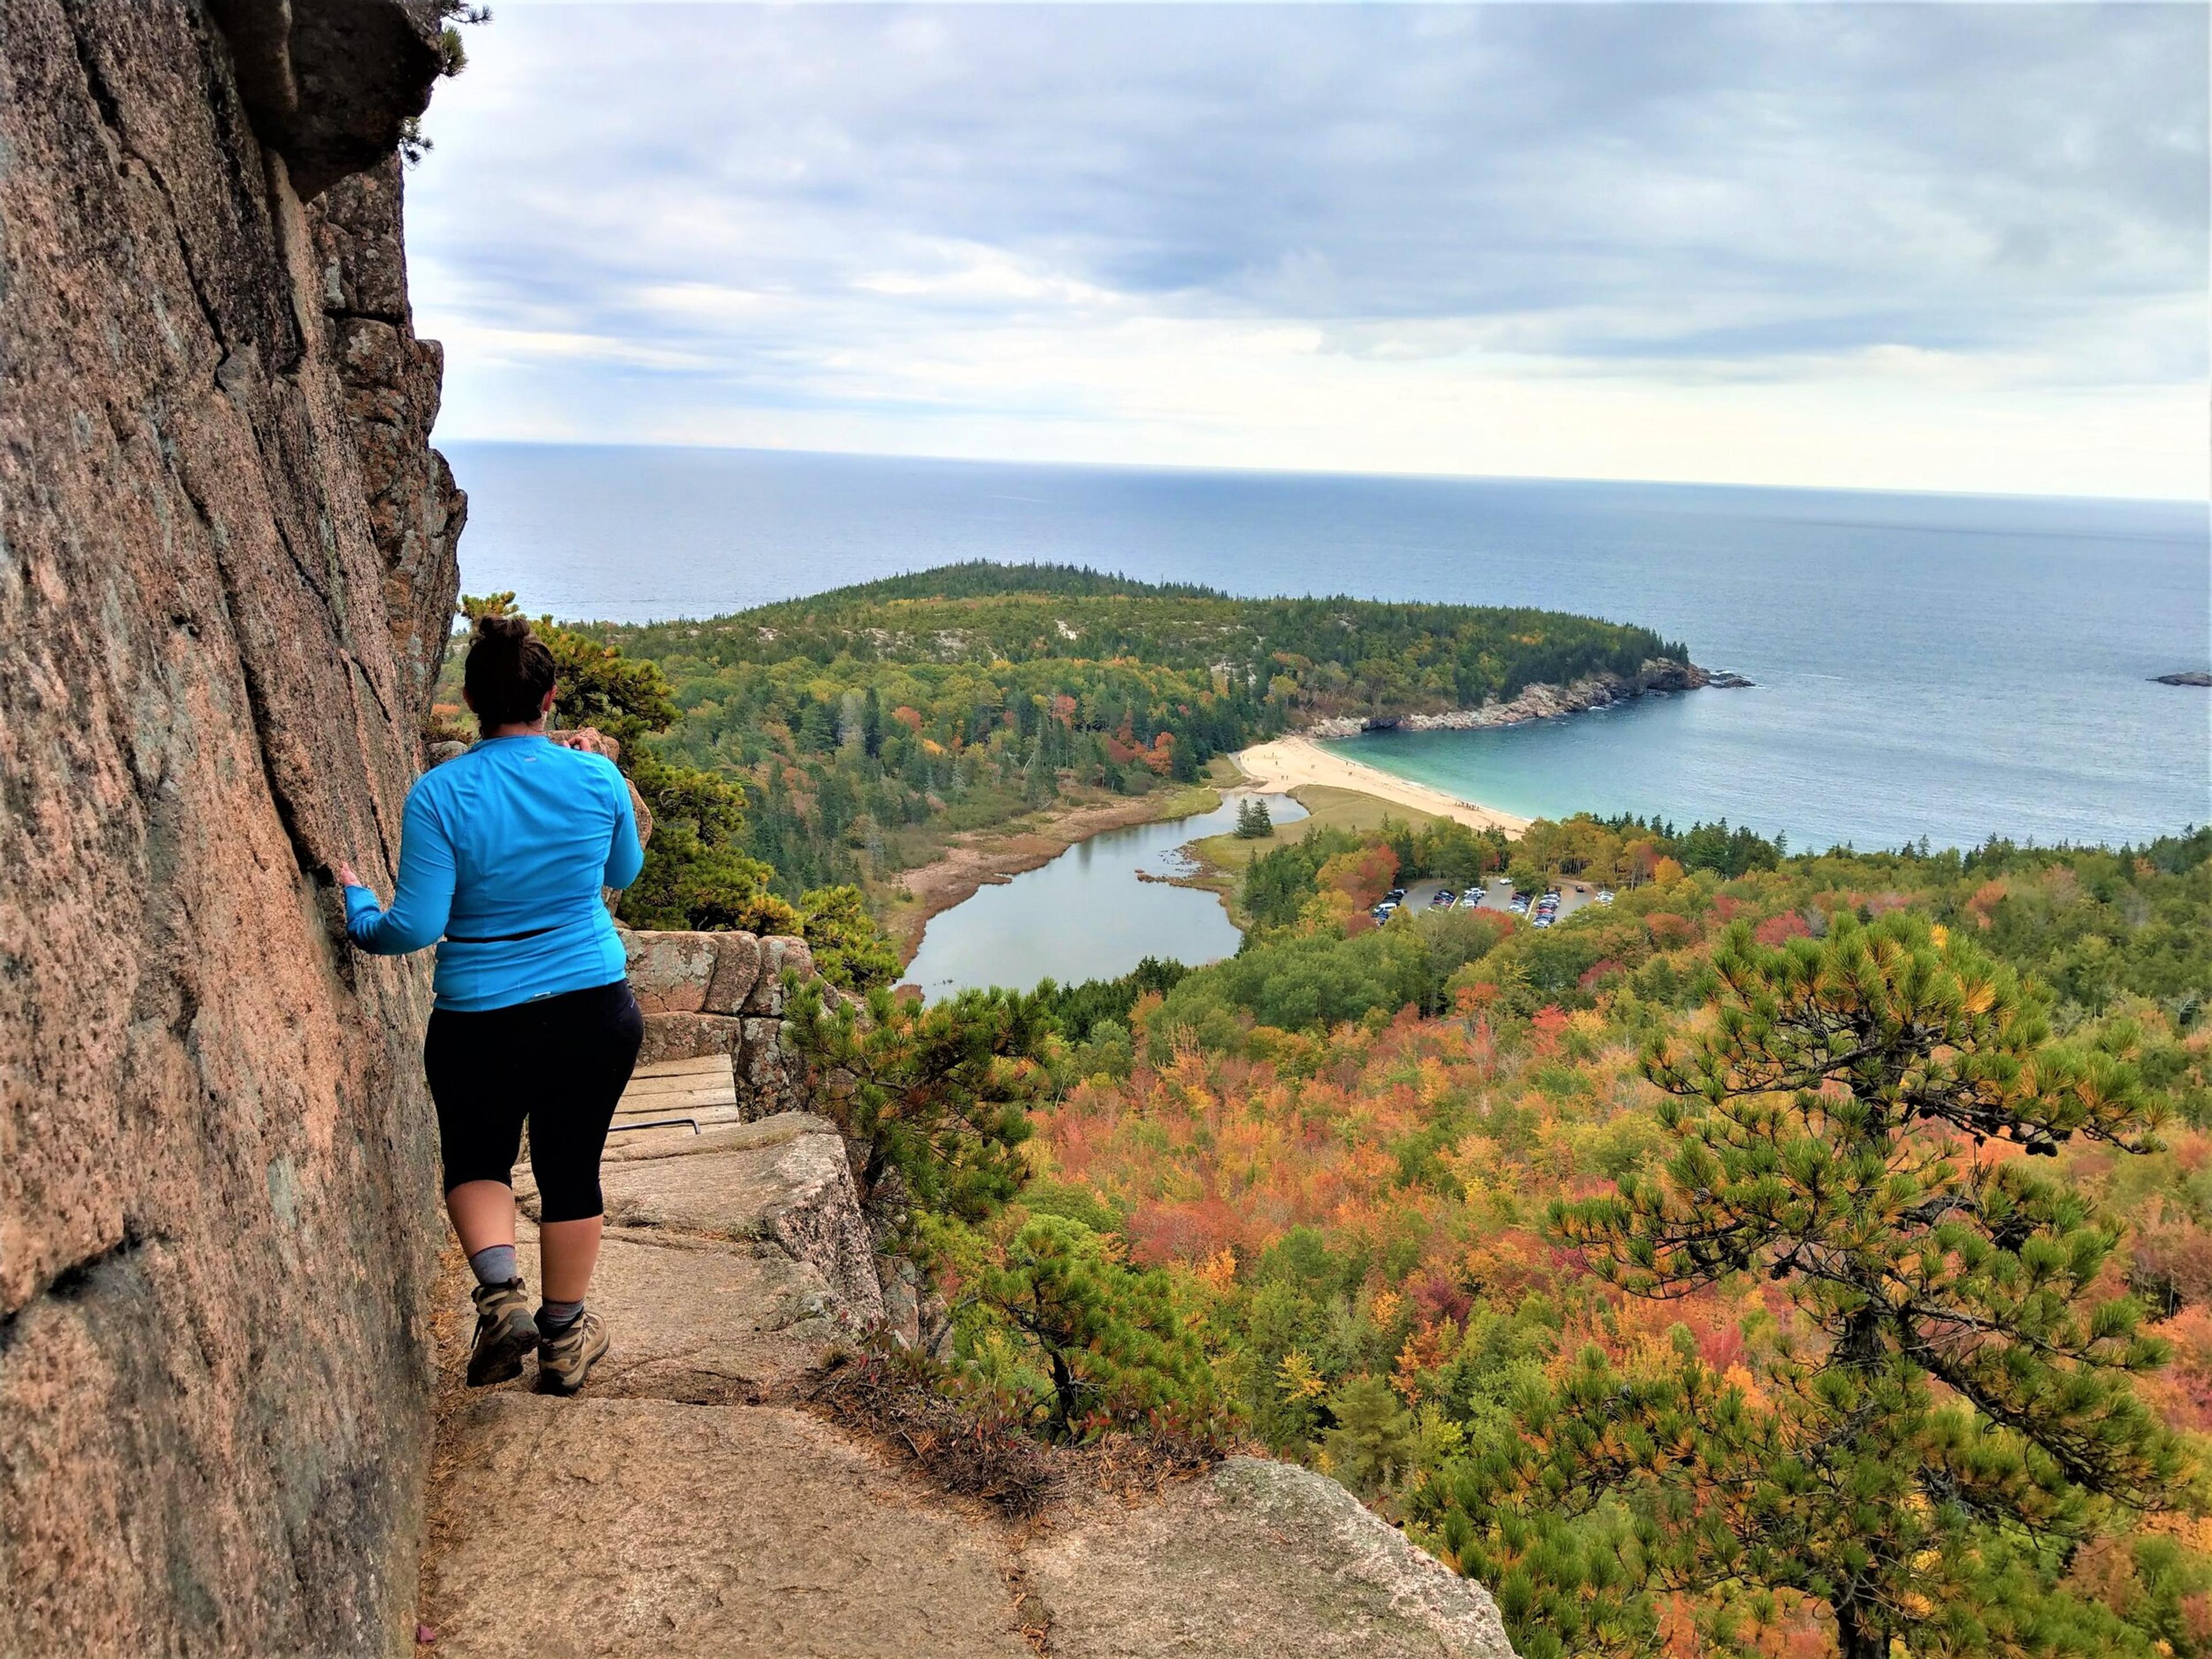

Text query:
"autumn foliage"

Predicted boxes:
[[1016, 824, 2212, 1659]]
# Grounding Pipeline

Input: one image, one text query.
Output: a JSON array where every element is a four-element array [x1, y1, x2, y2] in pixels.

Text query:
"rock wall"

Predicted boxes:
[[0, 4, 461, 1653], [621, 927, 818, 1115]]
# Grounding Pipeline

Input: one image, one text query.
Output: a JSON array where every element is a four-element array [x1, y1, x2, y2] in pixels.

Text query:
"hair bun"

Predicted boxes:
[[474, 612, 534, 645], [463, 609, 559, 728]]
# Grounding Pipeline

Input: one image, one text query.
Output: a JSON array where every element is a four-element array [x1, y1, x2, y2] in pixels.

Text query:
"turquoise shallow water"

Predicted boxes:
[[447, 441, 2210, 852]]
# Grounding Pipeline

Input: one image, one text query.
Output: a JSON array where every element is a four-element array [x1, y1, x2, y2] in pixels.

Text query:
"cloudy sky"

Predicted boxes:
[[407, 4, 2209, 500]]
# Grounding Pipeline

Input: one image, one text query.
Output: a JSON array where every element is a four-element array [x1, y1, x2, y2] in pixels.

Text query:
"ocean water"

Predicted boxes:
[[446, 441, 2209, 853]]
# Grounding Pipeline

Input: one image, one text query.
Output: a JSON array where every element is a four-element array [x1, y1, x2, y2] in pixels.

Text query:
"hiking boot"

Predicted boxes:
[[467, 1278, 538, 1388], [535, 1308, 610, 1396]]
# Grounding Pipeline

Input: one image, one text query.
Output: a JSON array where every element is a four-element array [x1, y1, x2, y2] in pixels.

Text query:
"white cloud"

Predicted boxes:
[[407, 3, 2211, 499]]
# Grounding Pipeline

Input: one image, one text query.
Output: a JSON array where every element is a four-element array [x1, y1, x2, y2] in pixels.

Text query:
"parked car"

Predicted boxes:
[[1385, 888, 1407, 904], [1433, 889, 1456, 906], [1596, 889, 1615, 904]]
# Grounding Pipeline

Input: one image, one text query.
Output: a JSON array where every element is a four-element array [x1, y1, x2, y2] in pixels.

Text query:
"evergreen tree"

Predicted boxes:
[[793, 884, 901, 991], [1430, 914, 2178, 1659], [785, 980, 1052, 1221], [975, 1213, 1219, 1440], [1320, 1373, 1415, 1497], [861, 685, 884, 757]]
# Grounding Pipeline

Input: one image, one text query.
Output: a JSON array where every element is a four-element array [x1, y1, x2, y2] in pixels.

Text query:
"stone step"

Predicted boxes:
[[618, 1054, 738, 1103]]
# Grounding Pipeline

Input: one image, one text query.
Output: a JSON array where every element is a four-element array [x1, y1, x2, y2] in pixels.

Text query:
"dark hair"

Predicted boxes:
[[464, 614, 557, 728]]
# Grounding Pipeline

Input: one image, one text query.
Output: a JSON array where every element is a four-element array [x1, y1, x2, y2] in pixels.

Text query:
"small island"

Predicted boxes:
[[2153, 670, 2212, 687]]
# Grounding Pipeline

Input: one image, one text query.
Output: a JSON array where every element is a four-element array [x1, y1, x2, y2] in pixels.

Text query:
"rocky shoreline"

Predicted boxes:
[[1303, 657, 1747, 740]]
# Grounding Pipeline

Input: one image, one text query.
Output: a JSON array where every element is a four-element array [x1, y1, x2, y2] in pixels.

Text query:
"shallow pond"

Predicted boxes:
[[901, 793, 1309, 999]]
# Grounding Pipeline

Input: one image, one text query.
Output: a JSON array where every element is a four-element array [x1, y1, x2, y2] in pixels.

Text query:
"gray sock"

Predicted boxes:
[[468, 1244, 518, 1287], [537, 1298, 584, 1336]]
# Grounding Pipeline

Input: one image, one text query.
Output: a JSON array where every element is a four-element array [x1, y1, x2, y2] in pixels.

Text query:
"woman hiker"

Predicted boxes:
[[336, 613, 646, 1396]]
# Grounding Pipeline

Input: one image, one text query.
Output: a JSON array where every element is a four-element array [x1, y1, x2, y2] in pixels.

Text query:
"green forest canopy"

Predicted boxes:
[[576, 562, 1688, 903]]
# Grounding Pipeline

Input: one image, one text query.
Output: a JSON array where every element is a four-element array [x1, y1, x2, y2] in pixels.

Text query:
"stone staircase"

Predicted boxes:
[[414, 1058, 1517, 1659]]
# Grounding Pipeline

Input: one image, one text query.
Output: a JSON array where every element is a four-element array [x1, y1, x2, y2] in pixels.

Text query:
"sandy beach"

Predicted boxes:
[[1234, 735, 1531, 836]]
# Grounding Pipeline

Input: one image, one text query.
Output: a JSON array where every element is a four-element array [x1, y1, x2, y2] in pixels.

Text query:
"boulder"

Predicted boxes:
[[705, 929, 763, 1013], [748, 934, 816, 1014], [1028, 1457, 1518, 1659], [636, 1010, 744, 1069], [624, 929, 721, 1014]]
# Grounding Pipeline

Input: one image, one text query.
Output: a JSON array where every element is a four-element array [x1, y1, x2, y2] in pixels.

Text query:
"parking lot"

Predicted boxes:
[[1385, 876, 1610, 927]]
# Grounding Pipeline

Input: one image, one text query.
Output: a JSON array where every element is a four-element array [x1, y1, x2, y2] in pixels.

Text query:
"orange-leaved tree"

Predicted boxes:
[[1418, 912, 2180, 1659]]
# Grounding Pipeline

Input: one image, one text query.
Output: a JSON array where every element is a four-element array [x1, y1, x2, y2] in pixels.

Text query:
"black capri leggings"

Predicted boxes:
[[423, 979, 645, 1224]]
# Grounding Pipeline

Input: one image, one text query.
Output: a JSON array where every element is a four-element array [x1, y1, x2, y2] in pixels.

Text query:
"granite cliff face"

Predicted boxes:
[[0, 3, 461, 1652]]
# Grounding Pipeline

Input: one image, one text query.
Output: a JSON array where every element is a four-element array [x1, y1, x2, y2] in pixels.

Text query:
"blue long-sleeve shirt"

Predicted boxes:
[[344, 734, 645, 1012]]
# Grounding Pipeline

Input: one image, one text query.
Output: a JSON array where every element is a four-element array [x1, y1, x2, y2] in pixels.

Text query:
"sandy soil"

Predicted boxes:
[[882, 786, 1221, 965], [1233, 736, 1530, 836]]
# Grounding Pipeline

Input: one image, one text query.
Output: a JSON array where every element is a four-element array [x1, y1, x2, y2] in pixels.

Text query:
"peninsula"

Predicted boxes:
[[583, 562, 1700, 948]]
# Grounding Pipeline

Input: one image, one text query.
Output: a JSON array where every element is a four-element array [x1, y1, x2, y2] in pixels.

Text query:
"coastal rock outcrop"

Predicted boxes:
[[1, 5, 459, 1653], [2152, 671, 2211, 687], [1030, 1457, 1517, 1658], [1306, 657, 1728, 738]]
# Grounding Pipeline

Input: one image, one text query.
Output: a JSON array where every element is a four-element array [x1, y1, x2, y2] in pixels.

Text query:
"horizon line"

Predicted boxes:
[[430, 433, 2212, 512]]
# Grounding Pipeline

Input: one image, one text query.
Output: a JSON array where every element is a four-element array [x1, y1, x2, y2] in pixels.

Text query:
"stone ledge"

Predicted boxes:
[[421, 1397, 1035, 1659], [1025, 1456, 1516, 1659]]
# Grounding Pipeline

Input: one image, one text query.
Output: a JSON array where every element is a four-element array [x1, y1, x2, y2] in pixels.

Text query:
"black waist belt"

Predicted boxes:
[[442, 923, 561, 944]]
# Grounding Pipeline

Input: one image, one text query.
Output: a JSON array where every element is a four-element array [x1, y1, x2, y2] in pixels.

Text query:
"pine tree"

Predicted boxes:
[[1433, 914, 2179, 1659], [1320, 1373, 1414, 1497], [1023, 737, 1052, 806], [975, 1213, 1218, 1440], [861, 685, 884, 757], [785, 980, 1051, 1221]]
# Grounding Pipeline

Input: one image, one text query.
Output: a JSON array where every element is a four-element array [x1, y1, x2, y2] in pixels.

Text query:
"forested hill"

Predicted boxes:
[[595, 560, 1688, 723], [557, 563, 1687, 915]]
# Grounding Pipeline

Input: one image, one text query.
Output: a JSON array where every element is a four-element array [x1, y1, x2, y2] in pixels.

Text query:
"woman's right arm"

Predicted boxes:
[[601, 764, 645, 892], [344, 788, 456, 955]]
